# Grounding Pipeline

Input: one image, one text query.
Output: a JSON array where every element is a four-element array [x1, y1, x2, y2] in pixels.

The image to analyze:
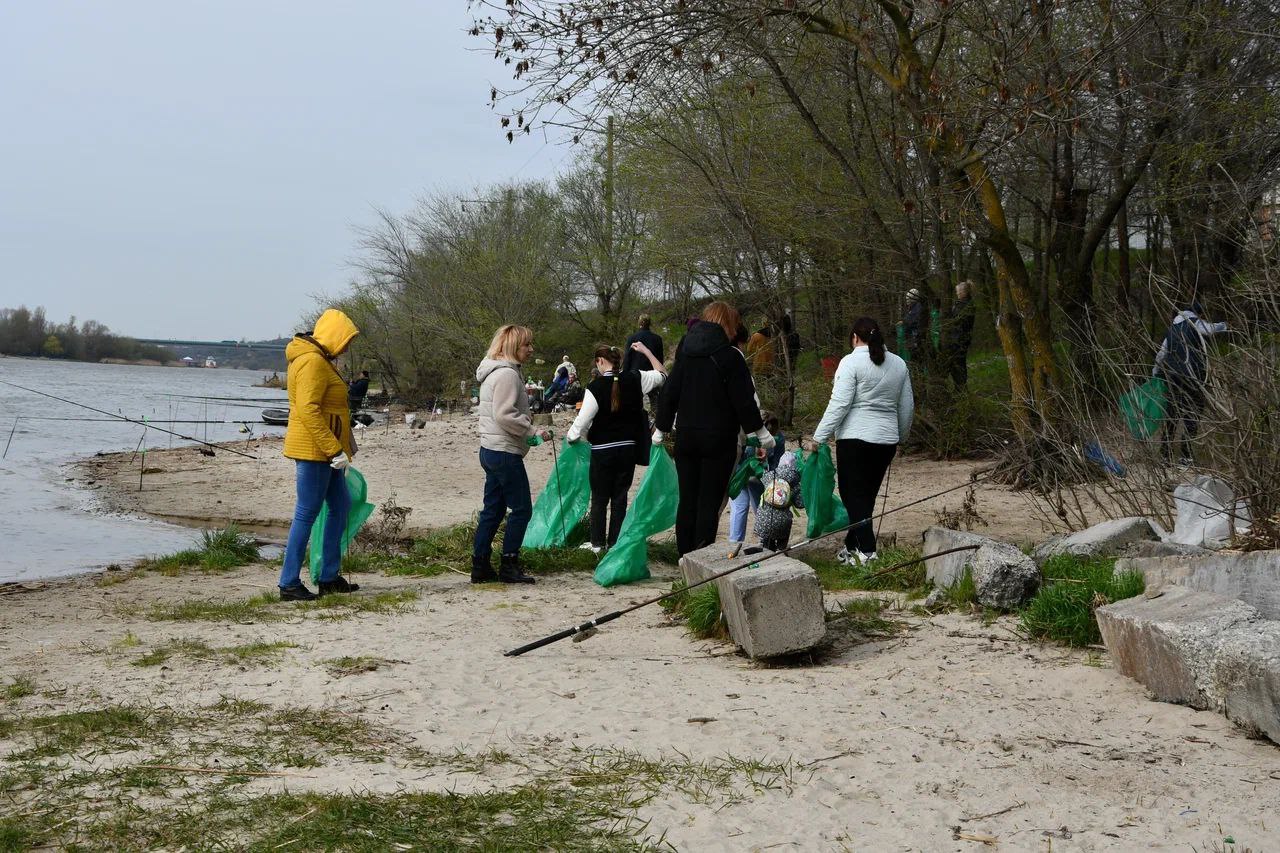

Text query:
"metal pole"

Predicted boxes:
[[2, 417, 18, 459]]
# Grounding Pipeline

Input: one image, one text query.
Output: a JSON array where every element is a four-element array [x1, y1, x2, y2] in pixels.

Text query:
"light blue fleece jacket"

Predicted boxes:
[[812, 346, 914, 445]]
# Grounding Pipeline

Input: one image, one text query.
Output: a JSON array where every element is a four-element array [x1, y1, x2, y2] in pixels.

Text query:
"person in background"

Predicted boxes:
[[347, 370, 370, 418], [727, 413, 784, 558], [278, 308, 363, 601], [781, 312, 801, 371], [746, 323, 776, 375], [623, 314, 665, 406], [567, 341, 666, 554], [1154, 301, 1228, 466], [473, 324, 554, 584], [900, 288, 926, 360], [804, 316, 914, 567], [942, 281, 976, 387], [656, 301, 774, 556]]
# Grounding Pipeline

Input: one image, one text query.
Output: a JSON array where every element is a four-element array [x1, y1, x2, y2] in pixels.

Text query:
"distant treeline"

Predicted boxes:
[[0, 305, 175, 363]]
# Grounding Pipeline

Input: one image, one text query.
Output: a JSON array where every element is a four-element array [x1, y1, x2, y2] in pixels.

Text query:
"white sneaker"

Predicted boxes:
[[837, 548, 876, 567], [579, 543, 603, 555]]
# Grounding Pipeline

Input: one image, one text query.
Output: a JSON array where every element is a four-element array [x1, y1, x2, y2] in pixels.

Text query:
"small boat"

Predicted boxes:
[[261, 409, 290, 426]]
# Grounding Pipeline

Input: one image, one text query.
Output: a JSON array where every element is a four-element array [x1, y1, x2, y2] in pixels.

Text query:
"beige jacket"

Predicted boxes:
[[476, 358, 536, 457]]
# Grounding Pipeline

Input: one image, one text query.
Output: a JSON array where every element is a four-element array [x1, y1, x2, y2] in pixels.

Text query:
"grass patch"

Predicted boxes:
[[2, 676, 36, 701], [683, 584, 726, 639], [141, 589, 418, 623], [353, 521, 597, 578], [1020, 554, 1145, 647], [945, 567, 979, 607], [803, 545, 926, 593], [136, 524, 260, 574], [833, 597, 906, 637], [132, 638, 297, 668], [0, 696, 793, 852], [321, 655, 399, 677]]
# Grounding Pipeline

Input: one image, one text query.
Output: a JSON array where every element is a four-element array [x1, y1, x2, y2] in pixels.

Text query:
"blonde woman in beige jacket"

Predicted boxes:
[[472, 324, 553, 584]]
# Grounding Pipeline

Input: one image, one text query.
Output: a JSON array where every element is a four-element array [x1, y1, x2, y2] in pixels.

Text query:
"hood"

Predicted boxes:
[[681, 320, 732, 358], [287, 309, 360, 364], [477, 358, 522, 383]]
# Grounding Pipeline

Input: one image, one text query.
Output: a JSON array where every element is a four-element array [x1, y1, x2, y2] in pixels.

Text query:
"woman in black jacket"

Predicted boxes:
[[655, 301, 775, 556]]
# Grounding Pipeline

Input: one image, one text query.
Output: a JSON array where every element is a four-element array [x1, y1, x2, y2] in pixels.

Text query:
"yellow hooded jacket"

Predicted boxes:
[[282, 309, 360, 462]]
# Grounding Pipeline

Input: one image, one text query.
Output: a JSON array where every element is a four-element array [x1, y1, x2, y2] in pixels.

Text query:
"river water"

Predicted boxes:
[[0, 357, 289, 582]]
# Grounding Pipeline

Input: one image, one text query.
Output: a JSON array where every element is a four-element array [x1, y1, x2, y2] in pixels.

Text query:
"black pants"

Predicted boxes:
[[589, 446, 636, 548], [673, 430, 738, 556], [1162, 378, 1205, 461], [836, 439, 898, 555]]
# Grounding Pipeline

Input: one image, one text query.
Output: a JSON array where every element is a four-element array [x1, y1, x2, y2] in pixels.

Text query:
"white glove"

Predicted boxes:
[[651, 429, 664, 445], [757, 431, 777, 451], [330, 452, 350, 471]]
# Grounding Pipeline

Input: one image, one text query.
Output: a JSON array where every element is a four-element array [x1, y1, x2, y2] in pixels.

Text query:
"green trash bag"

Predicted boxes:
[[1119, 377, 1167, 440], [800, 445, 849, 539], [308, 466, 376, 583], [594, 444, 678, 587], [727, 456, 764, 499], [523, 439, 592, 549]]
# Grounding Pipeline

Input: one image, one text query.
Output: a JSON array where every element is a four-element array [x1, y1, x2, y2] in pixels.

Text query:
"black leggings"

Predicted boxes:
[[589, 446, 636, 548], [836, 439, 898, 555], [673, 431, 739, 556]]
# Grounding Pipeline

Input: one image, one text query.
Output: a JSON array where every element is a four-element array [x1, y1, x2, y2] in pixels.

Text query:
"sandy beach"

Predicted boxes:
[[2, 415, 1277, 849]]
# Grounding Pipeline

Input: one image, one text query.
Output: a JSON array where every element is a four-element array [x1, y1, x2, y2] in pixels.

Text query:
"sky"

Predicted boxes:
[[0, 1, 570, 341]]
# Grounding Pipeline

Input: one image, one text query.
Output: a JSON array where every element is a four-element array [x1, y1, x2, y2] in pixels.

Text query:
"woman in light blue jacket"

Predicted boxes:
[[804, 316, 914, 566]]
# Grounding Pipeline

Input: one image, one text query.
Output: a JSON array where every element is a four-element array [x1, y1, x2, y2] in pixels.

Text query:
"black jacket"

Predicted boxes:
[[586, 372, 647, 447], [622, 328, 664, 373], [347, 377, 370, 400], [943, 298, 974, 353], [656, 321, 763, 438]]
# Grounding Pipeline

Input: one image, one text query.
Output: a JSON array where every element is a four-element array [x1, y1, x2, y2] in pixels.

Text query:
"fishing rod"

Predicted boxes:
[[14, 417, 262, 425], [0, 380, 259, 460], [504, 469, 992, 657], [504, 543, 982, 658]]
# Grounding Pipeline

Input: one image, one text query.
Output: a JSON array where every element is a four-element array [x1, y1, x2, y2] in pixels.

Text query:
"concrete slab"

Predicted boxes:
[[1114, 550, 1280, 619], [922, 527, 997, 588], [971, 543, 1041, 610], [1033, 516, 1160, 564], [680, 545, 825, 659]]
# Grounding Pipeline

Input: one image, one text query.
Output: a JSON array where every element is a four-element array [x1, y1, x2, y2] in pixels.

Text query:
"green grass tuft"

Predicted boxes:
[[1019, 554, 1145, 646], [803, 545, 926, 593], [136, 524, 259, 574], [142, 589, 418, 623], [2, 676, 37, 701], [132, 638, 297, 668], [944, 567, 979, 607], [834, 597, 906, 636], [683, 584, 725, 639]]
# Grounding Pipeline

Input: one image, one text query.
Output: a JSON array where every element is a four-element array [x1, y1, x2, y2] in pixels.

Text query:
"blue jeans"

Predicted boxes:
[[474, 448, 533, 559], [279, 460, 351, 588], [729, 479, 764, 544]]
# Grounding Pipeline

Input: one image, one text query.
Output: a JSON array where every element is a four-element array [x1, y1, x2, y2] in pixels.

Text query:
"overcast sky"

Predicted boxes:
[[0, 1, 568, 341]]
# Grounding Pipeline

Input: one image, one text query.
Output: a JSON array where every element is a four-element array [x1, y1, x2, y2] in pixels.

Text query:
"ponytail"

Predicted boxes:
[[593, 344, 624, 412], [851, 316, 887, 365]]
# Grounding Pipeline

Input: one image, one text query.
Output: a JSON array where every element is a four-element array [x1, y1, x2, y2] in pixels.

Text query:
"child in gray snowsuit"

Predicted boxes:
[[754, 449, 805, 552]]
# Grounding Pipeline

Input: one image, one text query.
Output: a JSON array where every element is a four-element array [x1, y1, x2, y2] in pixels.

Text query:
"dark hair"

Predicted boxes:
[[361, 370, 369, 377], [638, 313, 651, 329], [732, 324, 749, 347], [763, 413, 780, 434], [594, 344, 624, 412], [851, 316, 886, 365]]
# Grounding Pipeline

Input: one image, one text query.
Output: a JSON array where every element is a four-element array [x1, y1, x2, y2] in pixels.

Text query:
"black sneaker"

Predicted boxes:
[[498, 553, 536, 585], [318, 576, 360, 595], [279, 584, 318, 602]]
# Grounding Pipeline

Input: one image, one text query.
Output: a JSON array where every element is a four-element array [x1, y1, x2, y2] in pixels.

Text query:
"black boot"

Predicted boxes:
[[471, 554, 498, 584], [498, 553, 536, 584], [318, 575, 360, 595]]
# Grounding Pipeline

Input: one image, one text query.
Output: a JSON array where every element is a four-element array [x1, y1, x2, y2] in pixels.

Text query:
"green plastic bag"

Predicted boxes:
[[800, 445, 849, 538], [1119, 377, 1167, 440], [523, 439, 592, 549], [308, 466, 376, 583], [728, 456, 764, 499], [594, 445, 678, 587]]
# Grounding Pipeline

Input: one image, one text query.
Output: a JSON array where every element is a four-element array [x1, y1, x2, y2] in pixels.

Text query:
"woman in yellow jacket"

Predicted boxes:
[[278, 308, 362, 601]]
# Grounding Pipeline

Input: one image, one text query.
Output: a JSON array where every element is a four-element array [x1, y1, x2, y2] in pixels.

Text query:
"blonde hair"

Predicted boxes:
[[486, 324, 533, 361], [700, 301, 741, 343]]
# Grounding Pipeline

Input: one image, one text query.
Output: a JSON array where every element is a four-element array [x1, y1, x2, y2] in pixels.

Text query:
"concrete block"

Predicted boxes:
[[1130, 539, 1211, 559], [1115, 550, 1280, 619], [680, 545, 825, 658], [971, 543, 1041, 610], [1214, 623, 1280, 743], [1033, 517, 1160, 564], [1096, 587, 1260, 708], [922, 527, 998, 588]]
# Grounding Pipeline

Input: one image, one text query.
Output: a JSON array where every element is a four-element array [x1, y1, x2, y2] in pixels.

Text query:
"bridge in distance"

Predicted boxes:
[[135, 339, 288, 351]]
